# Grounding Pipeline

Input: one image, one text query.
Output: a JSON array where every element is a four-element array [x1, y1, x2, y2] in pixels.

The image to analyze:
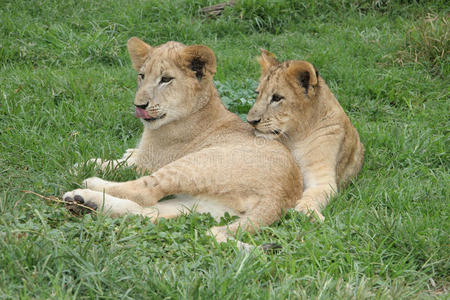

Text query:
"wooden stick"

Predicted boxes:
[[22, 190, 97, 214]]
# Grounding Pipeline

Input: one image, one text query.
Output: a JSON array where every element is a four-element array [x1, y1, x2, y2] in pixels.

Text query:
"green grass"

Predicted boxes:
[[1, 0, 449, 298]]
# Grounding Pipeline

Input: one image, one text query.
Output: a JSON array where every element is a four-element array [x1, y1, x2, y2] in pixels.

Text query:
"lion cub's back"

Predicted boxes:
[[210, 119, 303, 206], [337, 118, 365, 187]]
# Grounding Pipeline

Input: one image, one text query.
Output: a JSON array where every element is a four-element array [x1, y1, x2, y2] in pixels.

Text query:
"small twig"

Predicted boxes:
[[22, 190, 97, 214]]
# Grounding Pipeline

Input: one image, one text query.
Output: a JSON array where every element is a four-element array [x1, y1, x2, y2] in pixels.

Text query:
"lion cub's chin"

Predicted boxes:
[[141, 116, 171, 130], [254, 129, 281, 140]]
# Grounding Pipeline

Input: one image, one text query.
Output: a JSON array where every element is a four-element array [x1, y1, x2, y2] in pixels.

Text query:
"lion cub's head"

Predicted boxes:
[[127, 37, 217, 129], [247, 49, 320, 139]]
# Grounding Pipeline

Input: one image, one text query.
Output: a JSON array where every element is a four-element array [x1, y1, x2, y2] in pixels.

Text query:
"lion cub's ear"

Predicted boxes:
[[127, 37, 153, 71], [257, 49, 279, 75], [286, 61, 319, 96], [181, 45, 217, 80]]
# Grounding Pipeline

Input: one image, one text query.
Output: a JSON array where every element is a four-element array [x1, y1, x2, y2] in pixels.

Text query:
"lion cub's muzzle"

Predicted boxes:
[[134, 102, 166, 122], [247, 116, 281, 136]]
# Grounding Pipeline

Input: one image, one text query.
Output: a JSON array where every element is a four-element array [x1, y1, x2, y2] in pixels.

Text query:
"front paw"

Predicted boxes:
[[295, 201, 325, 222], [63, 189, 98, 215], [82, 177, 110, 191]]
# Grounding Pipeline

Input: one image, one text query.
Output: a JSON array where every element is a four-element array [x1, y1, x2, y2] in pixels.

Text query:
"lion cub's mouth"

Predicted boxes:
[[135, 107, 166, 122], [143, 114, 166, 122]]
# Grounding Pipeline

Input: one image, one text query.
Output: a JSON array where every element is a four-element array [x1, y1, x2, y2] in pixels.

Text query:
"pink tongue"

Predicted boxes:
[[135, 107, 151, 119]]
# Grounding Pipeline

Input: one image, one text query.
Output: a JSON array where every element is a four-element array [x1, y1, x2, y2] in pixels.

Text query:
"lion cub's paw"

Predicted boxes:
[[295, 202, 325, 222], [82, 177, 110, 191], [63, 189, 98, 215]]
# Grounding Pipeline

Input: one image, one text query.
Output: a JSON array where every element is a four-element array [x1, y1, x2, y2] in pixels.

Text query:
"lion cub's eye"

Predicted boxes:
[[254, 90, 259, 95], [271, 94, 284, 103], [138, 73, 145, 80], [160, 76, 174, 84]]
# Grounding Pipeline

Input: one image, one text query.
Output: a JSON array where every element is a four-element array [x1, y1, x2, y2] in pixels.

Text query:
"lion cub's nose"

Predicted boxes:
[[134, 102, 149, 109], [247, 118, 261, 126]]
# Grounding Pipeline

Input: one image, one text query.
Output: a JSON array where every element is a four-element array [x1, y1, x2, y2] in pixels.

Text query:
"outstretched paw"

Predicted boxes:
[[82, 177, 111, 191], [294, 202, 325, 222], [63, 189, 98, 215]]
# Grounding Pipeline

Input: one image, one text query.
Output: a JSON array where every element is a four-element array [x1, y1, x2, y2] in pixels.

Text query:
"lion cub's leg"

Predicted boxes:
[[63, 189, 144, 217], [63, 189, 194, 221], [293, 135, 342, 221], [63, 188, 275, 250], [81, 149, 231, 206], [294, 161, 338, 221], [80, 175, 164, 207], [208, 204, 281, 251]]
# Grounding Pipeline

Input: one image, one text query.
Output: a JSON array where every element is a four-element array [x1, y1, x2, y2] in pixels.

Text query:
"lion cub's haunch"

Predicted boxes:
[[63, 39, 302, 250], [247, 49, 364, 221]]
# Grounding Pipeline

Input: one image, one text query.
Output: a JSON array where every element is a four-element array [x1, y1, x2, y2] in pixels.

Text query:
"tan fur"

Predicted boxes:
[[64, 39, 302, 250], [247, 49, 364, 221]]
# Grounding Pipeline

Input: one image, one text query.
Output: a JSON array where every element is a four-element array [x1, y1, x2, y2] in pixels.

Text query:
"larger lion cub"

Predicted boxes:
[[63, 39, 302, 250], [247, 50, 364, 221]]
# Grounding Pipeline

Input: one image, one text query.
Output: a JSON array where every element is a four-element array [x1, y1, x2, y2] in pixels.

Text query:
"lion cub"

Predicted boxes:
[[247, 49, 364, 221], [63, 39, 302, 250]]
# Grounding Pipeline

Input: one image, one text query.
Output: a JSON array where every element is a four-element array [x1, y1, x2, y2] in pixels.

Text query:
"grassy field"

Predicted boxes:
[[1, 0, 449, 298]]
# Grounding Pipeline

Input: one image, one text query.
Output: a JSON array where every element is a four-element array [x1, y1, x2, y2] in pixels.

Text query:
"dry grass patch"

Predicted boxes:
[[397, 13, 449, 76]]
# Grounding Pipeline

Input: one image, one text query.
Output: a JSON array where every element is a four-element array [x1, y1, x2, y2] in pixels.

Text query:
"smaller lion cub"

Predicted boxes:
[[247, 49, 364, 221]]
